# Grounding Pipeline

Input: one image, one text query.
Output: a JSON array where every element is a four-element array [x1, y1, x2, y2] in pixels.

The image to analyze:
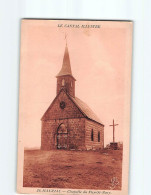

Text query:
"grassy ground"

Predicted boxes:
[[23, 149, 122, 190]]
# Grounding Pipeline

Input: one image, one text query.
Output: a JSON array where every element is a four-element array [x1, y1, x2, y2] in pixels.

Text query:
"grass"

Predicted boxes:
[[23, 149, 122, 190]]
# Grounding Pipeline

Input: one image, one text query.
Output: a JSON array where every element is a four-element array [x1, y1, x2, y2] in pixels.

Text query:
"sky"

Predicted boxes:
[[18, 20, 132, 148]]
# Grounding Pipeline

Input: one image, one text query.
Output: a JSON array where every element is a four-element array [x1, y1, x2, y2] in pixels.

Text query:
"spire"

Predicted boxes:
[[56, 43, 76, 80], [56, 41, 76, 97]]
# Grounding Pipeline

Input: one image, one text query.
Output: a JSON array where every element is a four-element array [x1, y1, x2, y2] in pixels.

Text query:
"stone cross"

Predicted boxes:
[[109, 119, 119, 143]]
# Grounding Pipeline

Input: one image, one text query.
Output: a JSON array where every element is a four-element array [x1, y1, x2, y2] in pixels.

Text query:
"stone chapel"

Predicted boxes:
[[41, 43, 104, 150]]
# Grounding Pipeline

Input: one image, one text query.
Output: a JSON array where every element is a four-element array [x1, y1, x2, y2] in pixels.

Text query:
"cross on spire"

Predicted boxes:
[[109, 119, 119, 143], [65, 33, 68, 46]]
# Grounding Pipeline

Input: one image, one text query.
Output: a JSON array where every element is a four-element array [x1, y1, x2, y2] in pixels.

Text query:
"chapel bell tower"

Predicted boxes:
[[56, 43, 76, 97]]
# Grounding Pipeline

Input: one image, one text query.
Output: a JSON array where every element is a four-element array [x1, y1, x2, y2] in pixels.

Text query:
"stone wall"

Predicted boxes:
[[41, 120, 57, 150], [42, 90, 84, 121], [41, 118, 86, 150], [41, 90, 104, 151], [85, 119, 104, 150]]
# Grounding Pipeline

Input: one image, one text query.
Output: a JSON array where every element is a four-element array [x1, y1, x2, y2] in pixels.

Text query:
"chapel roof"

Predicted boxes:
[[70, 95, 104, 126]]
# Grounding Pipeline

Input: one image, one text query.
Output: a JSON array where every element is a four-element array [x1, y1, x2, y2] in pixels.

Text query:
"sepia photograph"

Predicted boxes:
[[17, 19, 132, 195]]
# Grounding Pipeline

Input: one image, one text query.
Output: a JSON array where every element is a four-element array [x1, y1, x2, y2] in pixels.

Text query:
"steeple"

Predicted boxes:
[[56, 44, 76, 97], [56, 44, 73, 77]]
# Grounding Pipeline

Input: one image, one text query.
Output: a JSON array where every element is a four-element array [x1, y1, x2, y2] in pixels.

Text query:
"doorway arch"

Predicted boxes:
[[57, 123, 68, 149]]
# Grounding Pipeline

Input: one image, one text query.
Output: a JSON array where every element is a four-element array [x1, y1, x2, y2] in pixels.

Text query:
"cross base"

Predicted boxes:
[[110, 142, 118, 150]]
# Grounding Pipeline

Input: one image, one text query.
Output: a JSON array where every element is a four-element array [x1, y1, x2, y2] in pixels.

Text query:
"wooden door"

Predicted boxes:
[[57, 123, 68, 149], [57, 133, 68, 149]]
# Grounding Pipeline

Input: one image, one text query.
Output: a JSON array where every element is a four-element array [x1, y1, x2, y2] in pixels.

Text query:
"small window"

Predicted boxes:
[[71, 82, 72, 87], [62, 79, 65, 86], [91, 129, 94, 141], [98, 131, 100, 142]]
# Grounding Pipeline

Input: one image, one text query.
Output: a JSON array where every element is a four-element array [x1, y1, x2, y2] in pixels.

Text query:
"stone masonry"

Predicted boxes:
[[41, 43, 104, 150]]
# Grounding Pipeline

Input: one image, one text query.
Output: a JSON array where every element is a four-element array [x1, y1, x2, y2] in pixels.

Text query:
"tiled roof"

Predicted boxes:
[[56, 45, 73, 77], [70, 95, 104, 126]]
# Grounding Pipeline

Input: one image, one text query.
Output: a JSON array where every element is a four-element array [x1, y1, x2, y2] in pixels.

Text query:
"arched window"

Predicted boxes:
[[98, 131, 100, 142], [62, 79, 65, 86], [91, 129, 94, 141]]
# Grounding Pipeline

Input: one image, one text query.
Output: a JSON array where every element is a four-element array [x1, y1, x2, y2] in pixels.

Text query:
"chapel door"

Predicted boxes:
[[57, 124, 68, 149]]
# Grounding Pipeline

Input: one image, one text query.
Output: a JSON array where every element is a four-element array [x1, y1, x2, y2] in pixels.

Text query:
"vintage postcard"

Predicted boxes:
[[17, 19, 133, 195]]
